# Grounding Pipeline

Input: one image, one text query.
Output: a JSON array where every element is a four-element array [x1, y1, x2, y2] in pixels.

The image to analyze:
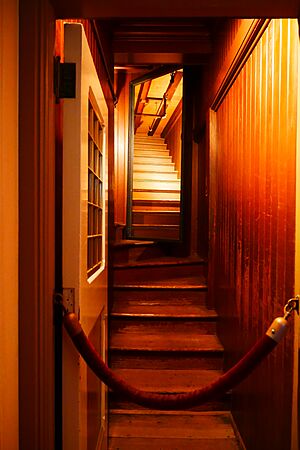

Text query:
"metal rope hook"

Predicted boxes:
[[266, 296, 299, 344], [284, 296, 300, 319]]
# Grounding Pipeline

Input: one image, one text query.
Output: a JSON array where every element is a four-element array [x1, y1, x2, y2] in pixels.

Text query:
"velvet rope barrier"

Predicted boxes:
[[62, 297, 299, 410]]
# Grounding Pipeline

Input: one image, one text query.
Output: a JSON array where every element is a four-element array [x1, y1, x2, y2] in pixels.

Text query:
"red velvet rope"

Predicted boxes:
[[63, 312, 277, 410]]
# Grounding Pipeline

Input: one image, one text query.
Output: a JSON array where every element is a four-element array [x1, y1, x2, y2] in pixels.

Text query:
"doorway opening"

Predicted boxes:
[[126, 67, 184, 241]]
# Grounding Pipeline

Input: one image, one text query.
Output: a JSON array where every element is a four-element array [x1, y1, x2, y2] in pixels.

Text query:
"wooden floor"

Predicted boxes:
[[108, 242, 243, 449]]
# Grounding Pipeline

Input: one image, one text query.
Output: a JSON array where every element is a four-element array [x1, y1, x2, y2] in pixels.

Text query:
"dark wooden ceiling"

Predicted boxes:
[[112, 19, 215, 65], [104, 18, 222, 66], [52, 0, 299, 19]]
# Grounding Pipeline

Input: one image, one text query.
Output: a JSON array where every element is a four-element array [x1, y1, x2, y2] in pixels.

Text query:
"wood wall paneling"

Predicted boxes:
[[164, 103, 182, 176], [19, 0, 56, 448], [209, 19, 298, 450], [114, 71, 131, 227], [0, 0, 19, 448]]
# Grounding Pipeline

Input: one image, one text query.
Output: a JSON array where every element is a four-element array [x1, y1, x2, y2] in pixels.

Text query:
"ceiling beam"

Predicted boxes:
[[114, 52, 210, 65]]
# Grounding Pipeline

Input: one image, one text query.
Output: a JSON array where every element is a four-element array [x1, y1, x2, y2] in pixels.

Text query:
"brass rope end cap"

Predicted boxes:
[[266, 317, 288, 343], [64, 312, 83, 338]]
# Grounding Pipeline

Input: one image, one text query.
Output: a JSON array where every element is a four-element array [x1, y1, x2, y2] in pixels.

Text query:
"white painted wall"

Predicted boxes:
[[0, 0, 19, 449]]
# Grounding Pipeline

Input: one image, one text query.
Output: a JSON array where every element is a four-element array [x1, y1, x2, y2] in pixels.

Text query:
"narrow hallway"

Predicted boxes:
[[108, 242, 243, 449]]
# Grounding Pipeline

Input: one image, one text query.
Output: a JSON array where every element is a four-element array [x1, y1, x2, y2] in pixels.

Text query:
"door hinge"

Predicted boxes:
[[54, 56, 76, 100], [54, 288, 76, 314], [62, 288, 75, 313]]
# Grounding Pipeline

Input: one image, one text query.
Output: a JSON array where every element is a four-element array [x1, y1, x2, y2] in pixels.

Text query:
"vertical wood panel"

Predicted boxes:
[[164, 115, 182, 176], [19, 0, 56, 448], [0, 0, 19, 449], [211, 19, 298, 450], [114, 71, 130, 226]]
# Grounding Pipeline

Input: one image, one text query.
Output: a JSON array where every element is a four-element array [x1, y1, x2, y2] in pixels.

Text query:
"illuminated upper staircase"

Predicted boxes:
[[131, 135, 181, 240]]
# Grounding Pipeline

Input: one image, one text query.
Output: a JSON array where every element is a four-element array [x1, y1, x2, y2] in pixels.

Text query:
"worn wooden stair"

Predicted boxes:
[[131, 135, 181, 240], [108, 246, 243, 449]]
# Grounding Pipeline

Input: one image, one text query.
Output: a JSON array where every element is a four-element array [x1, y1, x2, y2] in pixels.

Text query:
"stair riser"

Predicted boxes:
[[110, 320, 216, 336], [132, 211, 180, 225], [134, 149, 169, 156], [114, 263, 206, 284], [110, 352, 224, 370], [113, 245, 166, 264], [113, 289, 208, 305], [132, 200, 180, 210], [133, 180, 181, 190], [134, 172, 179, 181], [134, 164, 175, 172], [109, 397, 230, 412], [133, 192, 180, 201], [134, 156, 172, 164], [134, 141, 166, 147], [131, 226, 180, 240]]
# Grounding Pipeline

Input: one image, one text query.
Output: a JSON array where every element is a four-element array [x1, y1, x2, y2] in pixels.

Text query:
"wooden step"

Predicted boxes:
[[132, 210, 180, 225], [132, 200, 180, 211], [133, 171, 179, 180], [111, 295, 212, 318], [133, 179, 181, 191], [134, 149, 169, 156], [135, 137, 166, 144], [109, 396, 230, 413], [112, 240, 167, 264], [114, 271, 207, 288], [113, 258, 206, 283], [109, 410, 241, 450], [110, 329, 223, 353], [134, 155, 172, 164], [110, 315, 217, 338], [134, 140, 167, 146], [110, 349, 224, 370], [133, 190, 180, 201], [110, 368, 222, 392], [134, 163, 175, 172], [131, 224, 180, 240], [112, 288, 208, 312]]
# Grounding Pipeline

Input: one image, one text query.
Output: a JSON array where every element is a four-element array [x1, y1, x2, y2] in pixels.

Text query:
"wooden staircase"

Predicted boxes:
[[131, 135, 181, 240], [108, 242, 243, 449]]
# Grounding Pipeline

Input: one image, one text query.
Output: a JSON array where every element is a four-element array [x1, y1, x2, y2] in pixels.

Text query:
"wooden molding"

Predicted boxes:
[[211, 19, 271, 111], [19, 0, 56, 448], [0, 0, 19, 449]]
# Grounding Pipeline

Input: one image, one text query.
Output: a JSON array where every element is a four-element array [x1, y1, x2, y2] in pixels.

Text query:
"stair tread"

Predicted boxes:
[[134, 168, 178, 173], [113, 239, 155, 248], [110, 333, 223, 352], [109, 410, 238, 440], [114, 284, 207, 290], [110, 368, 223, 392], [111, 304, 216, 318], [114, 274, 207, 288], [109, 437, 241, 450], [132, 224, 179, 228], [133, 188, 180, 193], [132, 209, 179, 213], [114, 256, 205, 268]]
